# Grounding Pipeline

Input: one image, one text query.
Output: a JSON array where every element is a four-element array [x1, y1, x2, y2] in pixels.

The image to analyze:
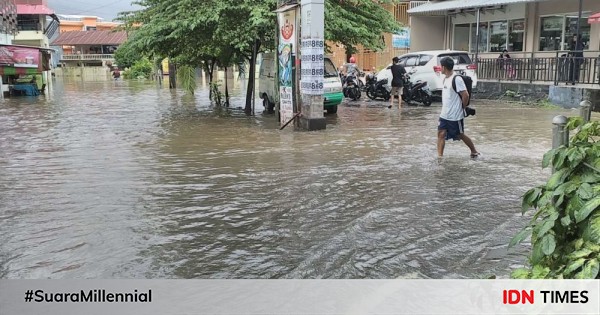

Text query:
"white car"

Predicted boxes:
[[376, 50, 478, 95]]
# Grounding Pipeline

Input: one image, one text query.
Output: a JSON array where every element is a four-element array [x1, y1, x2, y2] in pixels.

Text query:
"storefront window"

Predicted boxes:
[[539, 14, 591, 51], [470, 23, 488, 53], [453, 24, 470, 52], [489, 21, 507, 52], [539, 16, 563, 51], [565, 15, 591, 50], [508, 19, 524, 52]]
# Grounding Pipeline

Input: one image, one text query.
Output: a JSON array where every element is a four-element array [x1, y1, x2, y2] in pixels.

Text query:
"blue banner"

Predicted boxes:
[[392, 27, 411, 49]]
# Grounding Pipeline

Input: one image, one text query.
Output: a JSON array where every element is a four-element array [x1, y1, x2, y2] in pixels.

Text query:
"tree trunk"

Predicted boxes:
[[169, 63, 177, 89], [225, 66, 230, 107], [245, 39, 260, 114], [345, 46, 356, 63]]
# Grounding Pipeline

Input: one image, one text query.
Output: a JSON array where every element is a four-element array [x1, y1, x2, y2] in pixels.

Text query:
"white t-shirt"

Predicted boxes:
[[440, 74, 466, 121]]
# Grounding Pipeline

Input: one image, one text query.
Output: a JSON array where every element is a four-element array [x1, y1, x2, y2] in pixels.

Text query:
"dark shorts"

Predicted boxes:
[[438, 118, 464, 141]]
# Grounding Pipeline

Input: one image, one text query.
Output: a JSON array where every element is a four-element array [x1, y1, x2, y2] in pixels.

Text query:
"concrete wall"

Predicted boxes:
[[476, 80, 600, 109], [475, 81, 550, 102], [54, 67, 111, 81], [410, 16, 445, 52], [549, 86, 600, 109]]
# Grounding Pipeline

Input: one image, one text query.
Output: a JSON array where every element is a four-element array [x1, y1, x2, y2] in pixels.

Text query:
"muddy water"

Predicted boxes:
[[0, 79, 579, 279]]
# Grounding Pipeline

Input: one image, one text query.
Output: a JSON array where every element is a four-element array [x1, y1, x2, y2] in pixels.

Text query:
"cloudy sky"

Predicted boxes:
[[48, 0, 141, 21]]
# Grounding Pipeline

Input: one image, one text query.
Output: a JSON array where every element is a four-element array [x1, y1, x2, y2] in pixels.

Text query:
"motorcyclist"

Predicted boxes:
[[344, 56, 359, 78]]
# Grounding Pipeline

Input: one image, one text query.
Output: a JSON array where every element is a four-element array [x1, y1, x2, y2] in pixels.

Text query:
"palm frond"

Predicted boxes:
[[177, 65, 197, 95]]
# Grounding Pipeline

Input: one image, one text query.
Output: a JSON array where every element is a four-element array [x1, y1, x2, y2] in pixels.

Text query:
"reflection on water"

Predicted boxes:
[[0, 78, 579, 279]]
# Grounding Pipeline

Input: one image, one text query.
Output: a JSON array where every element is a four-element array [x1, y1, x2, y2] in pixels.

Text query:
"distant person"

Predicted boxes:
[[112, 67, 121, 80], [388, 57, 406, 109], [497, 50, 515, 80], [437, 57, 479, 159], [345, 56, 358, 77], [569, 35, 584, 85]]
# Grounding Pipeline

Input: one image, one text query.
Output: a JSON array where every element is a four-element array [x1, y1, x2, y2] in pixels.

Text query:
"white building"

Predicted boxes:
[[409, 0, 600, 58]]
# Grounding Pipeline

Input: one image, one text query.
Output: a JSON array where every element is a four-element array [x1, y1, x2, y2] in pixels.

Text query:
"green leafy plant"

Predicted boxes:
[[177, 65, 196, 95], [511, 118, 600, 279], [123, 58, 153, 80]]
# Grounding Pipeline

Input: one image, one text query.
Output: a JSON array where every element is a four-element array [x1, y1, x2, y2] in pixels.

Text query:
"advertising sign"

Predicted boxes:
[[0, 46, 39, 68], [278, 9, 297, 125], [300, 38, 324, 95], [392, 27, 411, 49]]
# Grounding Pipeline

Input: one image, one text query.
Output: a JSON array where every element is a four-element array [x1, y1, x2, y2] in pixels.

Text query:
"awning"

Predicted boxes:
[[589, 12, 600, 24], [274, 3, 299, 13], [16, 4, 54, 15], [408, 0, 549, 15]]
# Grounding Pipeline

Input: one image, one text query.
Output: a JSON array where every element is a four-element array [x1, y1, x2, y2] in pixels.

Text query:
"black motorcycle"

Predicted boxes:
[[343, 74, 361, 101], [365, 73, 391, 101], [401, 72, 432, 106]]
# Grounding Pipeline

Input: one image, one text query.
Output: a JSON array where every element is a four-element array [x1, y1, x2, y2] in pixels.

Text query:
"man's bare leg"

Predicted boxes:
[[459, 134, 478, 155], [437, 130, 446, 157]]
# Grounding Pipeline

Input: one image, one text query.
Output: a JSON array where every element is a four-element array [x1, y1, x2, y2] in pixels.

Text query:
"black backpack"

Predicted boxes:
[[452, 75, 475, 116]]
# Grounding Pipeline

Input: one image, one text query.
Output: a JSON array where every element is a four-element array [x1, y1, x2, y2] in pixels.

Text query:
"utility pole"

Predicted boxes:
[[576, 0, 583, 46], [299, 0, 326, 131]]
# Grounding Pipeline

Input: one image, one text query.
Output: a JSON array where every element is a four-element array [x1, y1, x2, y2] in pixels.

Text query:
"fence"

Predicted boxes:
[[477, 51, 600, 85], [62, 54, 115, 61]]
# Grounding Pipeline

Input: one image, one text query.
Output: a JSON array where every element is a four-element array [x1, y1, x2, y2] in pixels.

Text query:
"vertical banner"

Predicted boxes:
[[300, 39, 324, 95], [278, 9, 297, 125]]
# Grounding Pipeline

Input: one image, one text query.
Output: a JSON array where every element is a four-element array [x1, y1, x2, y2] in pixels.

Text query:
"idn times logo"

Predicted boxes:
[[503, 290, 589, 304]]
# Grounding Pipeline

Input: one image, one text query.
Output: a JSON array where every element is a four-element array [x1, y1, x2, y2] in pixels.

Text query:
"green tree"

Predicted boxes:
[[114, 39, 141, 69], [326, 0, 402, 59], [511, 118, 600, 279], [118, 0, 402, 108]]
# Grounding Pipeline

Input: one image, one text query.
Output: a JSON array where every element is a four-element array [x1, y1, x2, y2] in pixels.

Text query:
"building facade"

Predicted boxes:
[[51, 30, 127, 80], [0, 0, 17, 45], [57, 14, 121, 34], [13, 0, 58, 48], [408, 0, 600, 58]]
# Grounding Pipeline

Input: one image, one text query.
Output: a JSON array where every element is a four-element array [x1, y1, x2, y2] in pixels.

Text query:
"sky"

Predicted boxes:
[[48, 0, 141, 21]]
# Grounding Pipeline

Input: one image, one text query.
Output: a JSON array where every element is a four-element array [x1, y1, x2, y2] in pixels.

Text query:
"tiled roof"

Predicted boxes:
[[51, 30, 127, 46]]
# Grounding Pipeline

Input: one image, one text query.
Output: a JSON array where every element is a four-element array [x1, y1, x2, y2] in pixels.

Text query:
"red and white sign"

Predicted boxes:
[[0, 46, 40, 68]]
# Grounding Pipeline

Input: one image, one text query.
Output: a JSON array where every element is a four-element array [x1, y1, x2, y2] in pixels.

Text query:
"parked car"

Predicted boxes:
[[376, 50, 478, 95], [259, 52, 343, 114]]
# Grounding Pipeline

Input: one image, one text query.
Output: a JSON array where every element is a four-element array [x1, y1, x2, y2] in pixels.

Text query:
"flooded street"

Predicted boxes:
[[0, 78, 579, 279]]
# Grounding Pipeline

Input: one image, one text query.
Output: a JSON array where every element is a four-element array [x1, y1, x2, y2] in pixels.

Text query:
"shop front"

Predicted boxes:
[[409, 0, 600, 85], [0, 44, 53, 96]]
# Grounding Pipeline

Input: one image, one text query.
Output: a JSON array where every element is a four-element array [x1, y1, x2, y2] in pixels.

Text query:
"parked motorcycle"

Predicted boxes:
[[401, 71, 432, 106], [343, 74, 361, 101], [365, 73, 391, 101]]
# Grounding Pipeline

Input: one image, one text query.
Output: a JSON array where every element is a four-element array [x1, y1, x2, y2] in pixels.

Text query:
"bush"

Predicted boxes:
[[511, 118, 600, 279], [123, 58, 153, 80]]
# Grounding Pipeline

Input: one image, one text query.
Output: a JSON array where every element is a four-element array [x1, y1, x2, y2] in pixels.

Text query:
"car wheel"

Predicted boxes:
[[326, 106, 338, 114]]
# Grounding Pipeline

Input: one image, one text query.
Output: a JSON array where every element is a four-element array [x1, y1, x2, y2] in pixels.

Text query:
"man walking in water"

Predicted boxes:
[[437, 57, 479, 159]]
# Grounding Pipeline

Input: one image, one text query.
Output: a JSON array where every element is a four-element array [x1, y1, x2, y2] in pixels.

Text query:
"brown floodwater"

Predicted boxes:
[[0, 78, 581, 279]]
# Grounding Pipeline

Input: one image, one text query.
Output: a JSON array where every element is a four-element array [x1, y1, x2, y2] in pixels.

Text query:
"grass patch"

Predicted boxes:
[[536, 98, 561, 109]]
